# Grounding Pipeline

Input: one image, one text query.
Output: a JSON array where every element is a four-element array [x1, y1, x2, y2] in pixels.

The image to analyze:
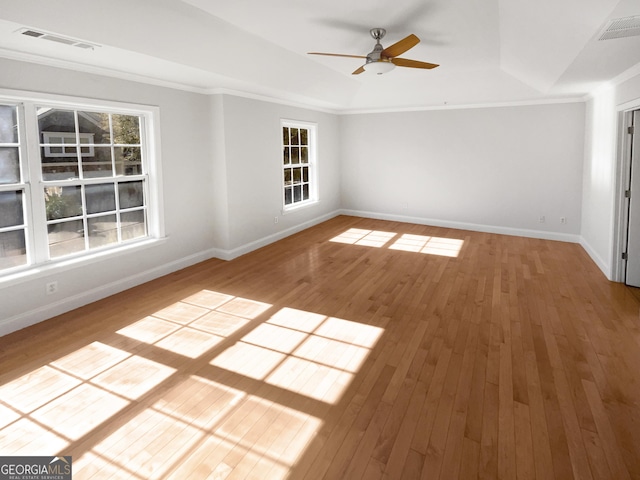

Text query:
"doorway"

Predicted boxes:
[[623, 109, 640, 286]]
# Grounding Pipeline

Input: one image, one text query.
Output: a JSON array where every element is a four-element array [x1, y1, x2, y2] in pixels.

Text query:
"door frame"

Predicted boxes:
[[613, 99, 640, 283]]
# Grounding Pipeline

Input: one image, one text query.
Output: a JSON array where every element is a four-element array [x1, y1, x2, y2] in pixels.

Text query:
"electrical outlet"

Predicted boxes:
[[274, 216, 279, 224], [46, 281, 58, 295], [538, 216, 545, 223], [560, 217, 567, 224]]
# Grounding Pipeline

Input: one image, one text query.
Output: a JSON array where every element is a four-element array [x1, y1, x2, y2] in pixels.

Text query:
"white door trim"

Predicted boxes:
[[614, 100, 640, 283]]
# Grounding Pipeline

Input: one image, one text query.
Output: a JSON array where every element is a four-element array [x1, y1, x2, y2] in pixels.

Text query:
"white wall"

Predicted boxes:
[[582, 72, 640, 279], [581, 88, 618, 277], [0, 58, 216, 335], [340, 103, 585, 240], [210, 94, 231, 251], [5, 55, 636, 336], [0, 60, 344, 335], [214, 95, 342, 258]]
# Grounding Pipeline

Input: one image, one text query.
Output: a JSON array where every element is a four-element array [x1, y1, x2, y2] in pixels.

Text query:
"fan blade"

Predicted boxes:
[[392, 57, 439, 69], [381, 34, 420, 58], [352, 66, 365, 75], [308, 52, 367, 59]]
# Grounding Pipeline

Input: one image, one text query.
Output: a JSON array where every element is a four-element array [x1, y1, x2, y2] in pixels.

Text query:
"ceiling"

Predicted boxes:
[[0, 0, 639, 112]]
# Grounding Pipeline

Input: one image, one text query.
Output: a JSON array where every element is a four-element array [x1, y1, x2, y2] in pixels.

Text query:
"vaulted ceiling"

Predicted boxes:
[[0, 0, 639, 112]]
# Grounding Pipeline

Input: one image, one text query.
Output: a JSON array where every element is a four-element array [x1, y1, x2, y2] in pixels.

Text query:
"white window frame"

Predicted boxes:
[[281, 119, 318, 212], [0, 88, 165, 285]]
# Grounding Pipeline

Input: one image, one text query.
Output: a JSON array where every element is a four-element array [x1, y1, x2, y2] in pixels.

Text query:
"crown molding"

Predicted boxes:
[[0, 48, 589, 115], [0, 48, 210, 94]]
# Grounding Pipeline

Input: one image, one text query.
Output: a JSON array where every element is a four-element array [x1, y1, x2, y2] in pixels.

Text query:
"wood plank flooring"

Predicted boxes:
[[1, 215, 640, 479]]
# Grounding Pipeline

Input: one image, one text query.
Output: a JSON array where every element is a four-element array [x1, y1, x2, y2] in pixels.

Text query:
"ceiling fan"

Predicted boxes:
[[308, 28, 439, 75]]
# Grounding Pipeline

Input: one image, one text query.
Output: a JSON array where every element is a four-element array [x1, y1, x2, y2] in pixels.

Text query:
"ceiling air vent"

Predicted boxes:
[[16, 27, 100, 50], [598, 15, 640, 41], [21, 30, 45, 38]]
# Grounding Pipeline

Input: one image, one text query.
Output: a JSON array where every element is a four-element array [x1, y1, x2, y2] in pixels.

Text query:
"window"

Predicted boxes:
[[43, 132, 95, 158], [282, 121, 316, 209], [0, 93, 161, 276]]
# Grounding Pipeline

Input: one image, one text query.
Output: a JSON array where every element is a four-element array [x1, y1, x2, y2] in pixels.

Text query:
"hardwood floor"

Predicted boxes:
[[1, 215, 640, 479]]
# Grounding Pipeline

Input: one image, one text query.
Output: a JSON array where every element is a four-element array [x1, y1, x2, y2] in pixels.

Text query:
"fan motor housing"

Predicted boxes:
[[367, 30, 389, 64], [367, 43, 387, 63]]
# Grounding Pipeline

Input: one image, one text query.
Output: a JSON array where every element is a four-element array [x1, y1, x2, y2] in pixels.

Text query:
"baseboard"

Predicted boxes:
[[214, 210, 342, 261], [1, 210, 341, 337], [1, 208, 600, 337], [0, 247, 218, 337], [340, 209, 582, 243], [579, 237, 613, 280]]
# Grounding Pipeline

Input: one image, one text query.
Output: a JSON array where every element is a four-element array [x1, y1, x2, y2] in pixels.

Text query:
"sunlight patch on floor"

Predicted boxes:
[[0, 365, 83, 413], [213, 306, 385, 404], [153, 375, 245, 429], [0, 289, 384, 479], [155, 326, 224, 358], [74, 375, 322, 479], [117, 316, 181, 344], [153, 299, 215, 324], [212, 342, 288, 380], [75, 374, 247, 479], [330, 228, 464, 257], [0, 350, 137, 455], [389, 233, 464, 257], [0, 418, 69, 456], [330, 228, 397, 247], [117, 293, 267, 359], [90, 407, 203, 479], [0, 403, 20, 429], [31, 383, 129, 441], [165, 394, 322, 480], [91, 355, 176, 400], [51, 341, 131, 380]]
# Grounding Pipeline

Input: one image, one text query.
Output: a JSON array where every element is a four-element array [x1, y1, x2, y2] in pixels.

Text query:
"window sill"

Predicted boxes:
[[282, 199, 319, 215], [0, 236, 167, 288]]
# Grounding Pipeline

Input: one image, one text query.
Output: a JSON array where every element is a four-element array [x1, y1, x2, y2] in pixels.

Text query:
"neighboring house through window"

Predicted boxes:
[[0, 91, 162, 276], [282, 120, 317, 210], [42, 131, 95, 158]]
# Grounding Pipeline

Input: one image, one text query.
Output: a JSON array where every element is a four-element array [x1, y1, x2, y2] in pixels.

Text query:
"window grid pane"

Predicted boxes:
[[85, 183, 116, 214], [0, 190, 25, 228], [0, 104, 21, 185], [0, 230, 27, 270], [0, 105, 19, 144], [88, 214, 118, 249], [48, 218, 85, 259], [121, 210, 147, 241], [0, 148, 21, 185], [44, 186, 82, 221]]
